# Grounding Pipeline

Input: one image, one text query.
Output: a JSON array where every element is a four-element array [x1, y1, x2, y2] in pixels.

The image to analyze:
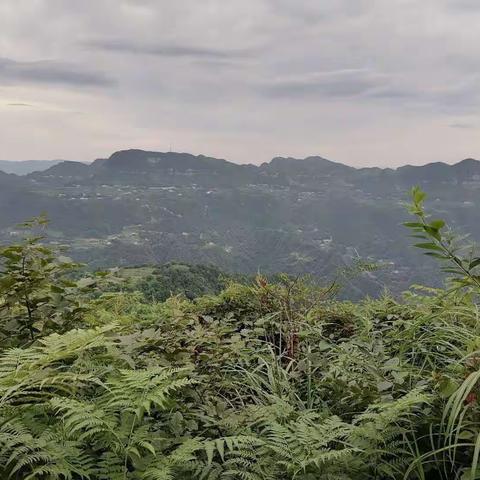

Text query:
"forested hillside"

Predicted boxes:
[[1, 189, 480, 479], [2, 150, 480, 296]]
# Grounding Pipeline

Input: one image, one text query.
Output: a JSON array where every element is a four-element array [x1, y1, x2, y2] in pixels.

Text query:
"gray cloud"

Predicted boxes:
[[0, 58, 114, 88], [85, 38, 251, 60], [444, 0, 480, 10], [258, 69, 391, 99], [266, 0, 374, 24], [7, 103, 34, 107]]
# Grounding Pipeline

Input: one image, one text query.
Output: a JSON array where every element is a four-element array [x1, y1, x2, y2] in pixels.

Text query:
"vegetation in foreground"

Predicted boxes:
[[1, 189, 480, 479]]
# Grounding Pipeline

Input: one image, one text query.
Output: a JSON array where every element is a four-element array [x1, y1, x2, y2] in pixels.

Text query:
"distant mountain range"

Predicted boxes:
[[2, 149, 480, 297], [0, 160, 66, 175]]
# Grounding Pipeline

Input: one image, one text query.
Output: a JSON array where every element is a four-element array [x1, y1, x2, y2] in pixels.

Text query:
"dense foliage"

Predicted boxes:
[[132, 263, 230, 302], [1, 189, 480, 478]]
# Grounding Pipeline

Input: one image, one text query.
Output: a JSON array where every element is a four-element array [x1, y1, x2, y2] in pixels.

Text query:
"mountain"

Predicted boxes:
[[32, 150, 259, 187], [3, 148, 480, 297], [0, 160, 66, 175]]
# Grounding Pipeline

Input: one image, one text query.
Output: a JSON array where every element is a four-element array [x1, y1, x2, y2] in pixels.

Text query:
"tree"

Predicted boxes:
[[0, 216, 100, 346]]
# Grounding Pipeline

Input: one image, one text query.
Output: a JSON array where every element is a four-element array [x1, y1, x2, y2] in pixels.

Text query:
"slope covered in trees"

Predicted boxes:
[[3, 150, 480, 295], [1, 190, 480, 478]]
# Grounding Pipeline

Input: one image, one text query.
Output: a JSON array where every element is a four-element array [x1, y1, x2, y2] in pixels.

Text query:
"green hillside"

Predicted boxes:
[[1, 190, 480, 478], [3, 150, 480, 296]]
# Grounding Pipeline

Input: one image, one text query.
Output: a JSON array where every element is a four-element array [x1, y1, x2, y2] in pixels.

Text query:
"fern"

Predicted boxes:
[[0, 327, 198, 480]]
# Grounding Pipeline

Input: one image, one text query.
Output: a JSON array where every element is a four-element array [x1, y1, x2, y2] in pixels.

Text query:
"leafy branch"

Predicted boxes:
[[405, 186, 480, 291]]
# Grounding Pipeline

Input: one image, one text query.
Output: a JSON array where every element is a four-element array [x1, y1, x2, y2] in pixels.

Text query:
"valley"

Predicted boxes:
[[2, 149, 480, 296]]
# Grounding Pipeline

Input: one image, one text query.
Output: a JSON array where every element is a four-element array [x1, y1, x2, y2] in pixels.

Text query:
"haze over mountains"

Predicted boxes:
[[2, 149, 480, 296]]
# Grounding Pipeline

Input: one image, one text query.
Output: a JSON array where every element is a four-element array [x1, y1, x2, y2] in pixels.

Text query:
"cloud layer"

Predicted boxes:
[[85, 38, 251, 60], [0, 0, 479, 166], [0, 58, 113, 87]]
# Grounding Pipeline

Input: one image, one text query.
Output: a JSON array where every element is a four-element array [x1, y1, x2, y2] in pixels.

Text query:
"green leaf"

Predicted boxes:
[[423, 226, 442, 241], [443, 267, 464, 274], [439, 378, 459, 398], [424, 252, 448, 259], [409, 234, 427, 240], [205, 441, 215, 465], [215, 439, 225, 461], [383, 357, 400, 369], [403, 222, 425, 228], [377, 380, 393, 392], [414, 243, 444, 252], [77, 277, 96, 289], [469, 258, 480, 270], [429, 219, 446, 230], [411, 186, 427, 204]]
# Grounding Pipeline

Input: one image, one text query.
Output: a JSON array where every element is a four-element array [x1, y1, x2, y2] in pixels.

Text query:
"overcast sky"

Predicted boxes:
[[1, 0, 480, 167]]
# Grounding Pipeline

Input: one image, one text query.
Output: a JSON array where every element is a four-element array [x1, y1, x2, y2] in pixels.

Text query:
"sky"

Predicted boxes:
[[1, 0, 480, 167]]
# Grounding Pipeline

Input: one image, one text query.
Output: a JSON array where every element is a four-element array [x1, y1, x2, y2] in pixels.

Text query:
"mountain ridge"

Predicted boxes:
[[2, 149, 479, 178]]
